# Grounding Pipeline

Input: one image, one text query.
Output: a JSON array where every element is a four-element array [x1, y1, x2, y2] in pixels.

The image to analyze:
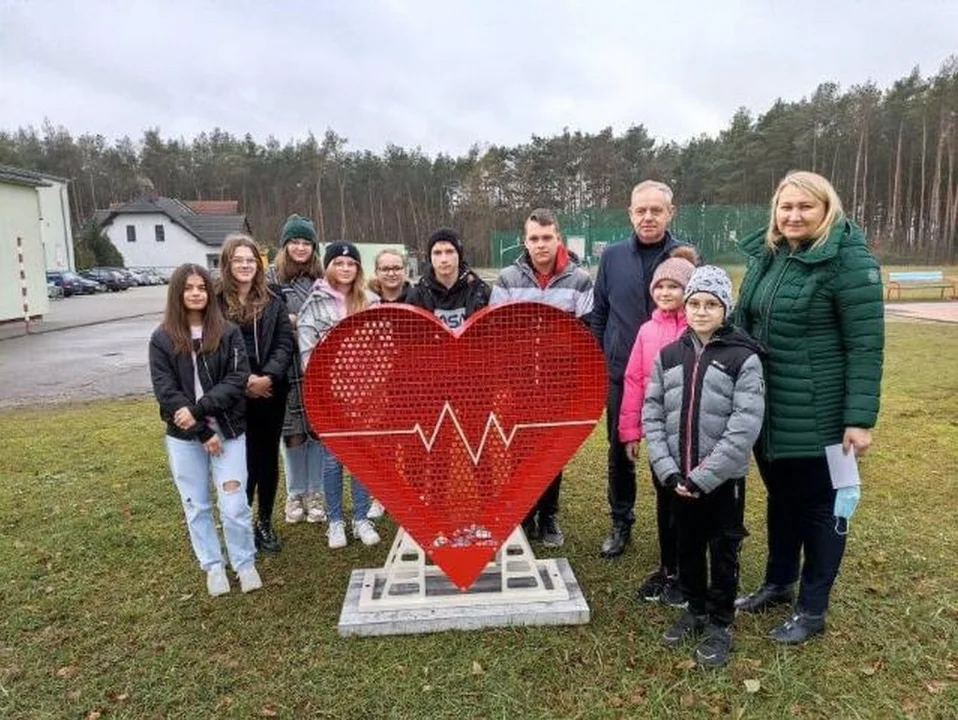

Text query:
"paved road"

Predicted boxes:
[[0, 285, 167, 340], [884, 301, 958, 323], [0, 287, 166, 408], [0, 315, 160, 408]]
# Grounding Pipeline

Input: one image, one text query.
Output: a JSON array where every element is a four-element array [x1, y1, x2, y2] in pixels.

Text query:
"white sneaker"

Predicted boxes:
[[352, 519, 381, 547], [237, 565, 263, 594], [327, 520, 348, 549], [367, 499, 385, 519], [284, 495, 305, 524], [206, 563, 230, 597], [305, 493, 327, 523]]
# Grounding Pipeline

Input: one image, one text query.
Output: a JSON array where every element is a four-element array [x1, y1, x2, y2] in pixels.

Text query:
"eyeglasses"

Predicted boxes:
[[686, 298, 724, 313], [231, 257, 259, 267], [377, 266, 405, 274]]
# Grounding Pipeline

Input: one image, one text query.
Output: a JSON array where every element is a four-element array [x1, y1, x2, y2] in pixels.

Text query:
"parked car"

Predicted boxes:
[[82, 268, 129, 292], [46, 270, 93, 296], [126, 269, 150, 286], [103, 267, 140, 287], [144, 268, 167, 285], [47, 281, 64, 300], [130, 267, 166, 285], [76, 274, 104, 293]]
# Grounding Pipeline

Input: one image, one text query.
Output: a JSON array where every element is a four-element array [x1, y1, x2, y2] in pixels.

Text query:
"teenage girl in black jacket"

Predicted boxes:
[[149, 263, 262, 596]]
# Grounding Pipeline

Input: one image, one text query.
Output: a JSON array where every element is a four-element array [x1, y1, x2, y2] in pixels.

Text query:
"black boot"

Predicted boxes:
[[521, 517, 539, 542], [769, 611, 826, 644], [539, 514, 565, 548], [734, 583, 794, 613], [600, 523, 631, 559], [255, 519, 282, 553]]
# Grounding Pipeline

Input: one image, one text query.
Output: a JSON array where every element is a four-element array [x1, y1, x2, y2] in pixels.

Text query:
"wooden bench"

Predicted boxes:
[[886, 270, 957, 300]]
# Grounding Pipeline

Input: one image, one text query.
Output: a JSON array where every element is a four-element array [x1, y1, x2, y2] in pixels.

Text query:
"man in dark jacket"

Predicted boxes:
[[407, 227, 490, 330], [591, 180, 698, 558]]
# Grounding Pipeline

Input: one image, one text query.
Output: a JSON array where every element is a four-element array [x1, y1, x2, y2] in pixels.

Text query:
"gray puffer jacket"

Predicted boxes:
[[643, 324, 765, 494]]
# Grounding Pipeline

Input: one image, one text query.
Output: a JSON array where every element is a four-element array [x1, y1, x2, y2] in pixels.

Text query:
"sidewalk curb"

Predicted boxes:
[[0, 311, 163, 342]]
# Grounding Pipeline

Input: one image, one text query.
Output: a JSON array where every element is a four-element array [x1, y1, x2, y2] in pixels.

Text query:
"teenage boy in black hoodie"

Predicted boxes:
[[407, 228, 491, 331]]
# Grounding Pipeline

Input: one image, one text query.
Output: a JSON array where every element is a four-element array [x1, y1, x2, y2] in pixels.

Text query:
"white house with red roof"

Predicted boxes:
[[94, 196, 250, 271]]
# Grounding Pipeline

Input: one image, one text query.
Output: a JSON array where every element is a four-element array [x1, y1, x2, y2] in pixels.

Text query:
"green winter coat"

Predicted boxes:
[[733, 218, 884, 460]]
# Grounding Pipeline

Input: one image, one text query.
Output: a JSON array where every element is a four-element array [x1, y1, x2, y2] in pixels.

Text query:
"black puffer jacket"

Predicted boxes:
[[217, 285, 294, 386], [406, 268, 491, 331], [149, 324, 250, 442]]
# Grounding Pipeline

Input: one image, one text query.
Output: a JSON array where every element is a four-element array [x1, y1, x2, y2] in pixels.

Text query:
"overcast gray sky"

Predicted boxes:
[[1, 0, 956, 155]]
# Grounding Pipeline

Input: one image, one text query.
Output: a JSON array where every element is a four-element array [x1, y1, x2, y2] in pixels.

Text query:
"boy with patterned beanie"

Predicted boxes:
[[642, 265, 766, 668]]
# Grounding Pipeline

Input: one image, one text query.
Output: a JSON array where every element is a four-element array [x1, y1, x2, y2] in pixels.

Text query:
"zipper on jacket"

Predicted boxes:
[[684, 347, 704, 476], [253, 314, 261, 367], [201, 353, 237, 438], [758, 255, 792, 345], [757, 254, 792, 460]]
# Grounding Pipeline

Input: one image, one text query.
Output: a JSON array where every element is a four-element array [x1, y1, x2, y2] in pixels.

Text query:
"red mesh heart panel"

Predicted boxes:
[[302, 302, 606, 589]]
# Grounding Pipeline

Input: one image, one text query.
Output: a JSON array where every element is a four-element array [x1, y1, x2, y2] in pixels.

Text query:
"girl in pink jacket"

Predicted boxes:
[[619, 249, 696, 606]]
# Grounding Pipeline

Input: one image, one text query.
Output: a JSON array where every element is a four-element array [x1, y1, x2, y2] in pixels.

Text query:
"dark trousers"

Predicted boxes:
[[605, 381, 637, 525], [675, 477, 746, 627], [756, 453, 846, 615], [245, 387, 288, 524], [525, 472, 562, 524], [652, 467, 679, 574]]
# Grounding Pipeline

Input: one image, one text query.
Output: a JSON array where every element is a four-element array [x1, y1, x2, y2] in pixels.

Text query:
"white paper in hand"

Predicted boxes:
[[825, 443, 862, 489]]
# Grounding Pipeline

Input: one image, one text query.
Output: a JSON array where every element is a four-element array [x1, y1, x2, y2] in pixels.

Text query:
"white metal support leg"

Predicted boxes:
[[357, 526, 571, 611]]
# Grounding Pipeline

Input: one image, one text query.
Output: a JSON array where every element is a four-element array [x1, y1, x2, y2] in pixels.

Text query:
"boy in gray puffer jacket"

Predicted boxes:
[[642, 265, 765, 668]]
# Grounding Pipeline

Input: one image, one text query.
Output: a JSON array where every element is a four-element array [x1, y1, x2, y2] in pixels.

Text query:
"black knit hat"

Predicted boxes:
[[323, 241, 362, 269], [427, 227, 463, 258], [280, 214, 317, 246]]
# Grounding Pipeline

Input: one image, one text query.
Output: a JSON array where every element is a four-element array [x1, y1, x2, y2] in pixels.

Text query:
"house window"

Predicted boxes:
[[155, 225, 165, 242], [207, 254, 220, 269], [126, 225, 136, 242]]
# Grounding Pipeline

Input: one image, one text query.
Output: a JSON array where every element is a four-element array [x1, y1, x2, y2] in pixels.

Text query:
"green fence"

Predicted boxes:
[[491, 205, 768, 268]]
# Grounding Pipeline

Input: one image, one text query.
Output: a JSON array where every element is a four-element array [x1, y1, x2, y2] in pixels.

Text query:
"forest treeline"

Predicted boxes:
[[1, 58, 956, 264]]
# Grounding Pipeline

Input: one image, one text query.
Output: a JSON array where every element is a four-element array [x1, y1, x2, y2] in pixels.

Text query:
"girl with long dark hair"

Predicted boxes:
[[148, 263, 261, 596]]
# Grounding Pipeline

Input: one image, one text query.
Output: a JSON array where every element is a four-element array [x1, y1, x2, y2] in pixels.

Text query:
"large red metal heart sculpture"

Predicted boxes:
[[303, 302, 606, 589]]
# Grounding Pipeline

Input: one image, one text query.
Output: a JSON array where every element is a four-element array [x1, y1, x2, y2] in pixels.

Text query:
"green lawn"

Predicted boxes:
[[1, 322, 957, 719]]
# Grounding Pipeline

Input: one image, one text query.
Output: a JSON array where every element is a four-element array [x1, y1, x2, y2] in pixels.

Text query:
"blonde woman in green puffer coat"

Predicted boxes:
[[732, 171, 884, 644]]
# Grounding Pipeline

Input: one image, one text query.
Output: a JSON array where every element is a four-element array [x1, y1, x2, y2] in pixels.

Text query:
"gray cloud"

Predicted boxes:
[[1, 0, 955, 154]]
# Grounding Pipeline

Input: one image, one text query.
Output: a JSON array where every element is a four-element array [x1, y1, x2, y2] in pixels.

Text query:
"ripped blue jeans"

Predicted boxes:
[[165, 434, 257, 572]]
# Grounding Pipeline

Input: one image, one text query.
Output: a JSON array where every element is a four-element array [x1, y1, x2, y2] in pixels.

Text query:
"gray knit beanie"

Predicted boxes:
[[683, 265, 733, 316]]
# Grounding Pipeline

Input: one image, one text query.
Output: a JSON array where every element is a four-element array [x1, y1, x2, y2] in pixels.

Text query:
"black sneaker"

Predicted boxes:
[[636, 569, 668, 602], [255, 520, 282, 554], [521, 518, 539, 542], [539, 515, 565, 547], [696, 624, 733, 668], [662, 611, 707, 646], [735, 583, 794, 613], [769, 612, 826, 644], [660, 575, 687, 608]]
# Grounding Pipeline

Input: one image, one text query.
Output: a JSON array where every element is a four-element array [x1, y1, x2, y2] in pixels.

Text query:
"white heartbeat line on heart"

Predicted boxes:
[[318, 401, 597, 466]]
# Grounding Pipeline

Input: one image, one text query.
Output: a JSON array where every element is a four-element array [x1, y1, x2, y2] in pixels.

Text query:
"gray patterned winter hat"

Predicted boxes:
[[683, 265, 733, 316]]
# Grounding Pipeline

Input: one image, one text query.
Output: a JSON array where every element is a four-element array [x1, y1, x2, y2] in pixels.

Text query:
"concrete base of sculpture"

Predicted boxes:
[[337, 527, 590, 637]]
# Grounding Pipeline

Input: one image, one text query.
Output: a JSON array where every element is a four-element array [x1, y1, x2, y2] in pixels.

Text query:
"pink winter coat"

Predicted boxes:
[[618, 308, 688, 442]]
